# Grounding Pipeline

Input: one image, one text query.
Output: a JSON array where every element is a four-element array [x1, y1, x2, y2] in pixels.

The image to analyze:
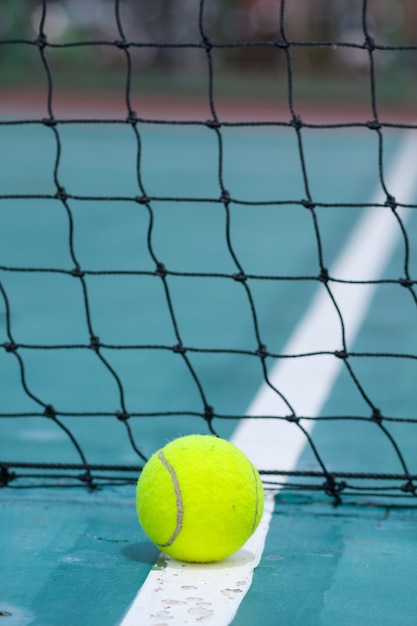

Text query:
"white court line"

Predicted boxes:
[[120, 131, 417, 626], [235, 130, 417, 471]]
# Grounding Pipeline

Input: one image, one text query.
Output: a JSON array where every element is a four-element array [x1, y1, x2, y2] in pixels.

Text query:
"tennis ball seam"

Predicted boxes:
[[157, 450, 184, 548], [250, 464, 262, 535]]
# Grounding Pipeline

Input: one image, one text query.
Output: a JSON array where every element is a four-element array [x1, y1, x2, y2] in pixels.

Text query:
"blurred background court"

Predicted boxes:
[[1, 0, 417, 116]]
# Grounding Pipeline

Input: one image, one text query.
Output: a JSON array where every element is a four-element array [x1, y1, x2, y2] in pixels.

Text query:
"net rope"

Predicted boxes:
[[0, 0, 416, 503]]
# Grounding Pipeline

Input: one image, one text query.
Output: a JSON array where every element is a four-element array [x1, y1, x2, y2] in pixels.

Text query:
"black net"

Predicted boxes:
[[0, 0, 416, 503]]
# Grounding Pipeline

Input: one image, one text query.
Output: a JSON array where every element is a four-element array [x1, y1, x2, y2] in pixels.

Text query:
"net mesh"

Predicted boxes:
[[0, 0, 416, 503]]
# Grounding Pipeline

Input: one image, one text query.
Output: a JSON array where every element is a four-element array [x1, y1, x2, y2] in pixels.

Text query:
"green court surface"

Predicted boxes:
[[1, 488, 152, 626], [1, 118, 417, 626], [2, 490, 417, 626], [235, 495, 417, 626]]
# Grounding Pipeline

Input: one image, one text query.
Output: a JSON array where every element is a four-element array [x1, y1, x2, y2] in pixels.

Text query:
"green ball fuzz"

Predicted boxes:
[[136, 434, 264, 563]]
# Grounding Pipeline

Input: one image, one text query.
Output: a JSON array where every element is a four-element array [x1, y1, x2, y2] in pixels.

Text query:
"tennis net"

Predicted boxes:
[[0, 0, 416, 503]]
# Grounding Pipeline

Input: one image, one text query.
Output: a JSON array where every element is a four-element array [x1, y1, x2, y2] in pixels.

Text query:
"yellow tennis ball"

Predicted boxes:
[[136, 434, 264, 563]]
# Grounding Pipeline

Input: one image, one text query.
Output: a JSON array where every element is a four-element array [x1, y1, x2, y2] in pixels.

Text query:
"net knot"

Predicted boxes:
[[44, 404, 57, 418], [0, 463, 15, 487], [79, 471, 95, 490], [56, 186, 67, 200], [286, 414, 299, 424], [201, 36, 212, 51], [220, 190, 230, 204], [4, 342, 18, 353], [116, 411, 130, 422], [274, 39, 289, 49], [364, 35, 375, 51], [399, 277, 413, 288], [71, 266, 85, 278], [155, 262, 167, 277], [371, 408, 383, 424], [115, 39, 129, 49], [366, 120, 381, 130], [206, 119, 221, 130], [204, 405, 214, 420], [384, 194, 397, 209], [127, 110, 138, 124], [323, 475, 346, 505], [89, 335, 101, 351], [36, 33, 47, 49], [319, 268, 329, 283], [42, 117, 56, 127], [233, 272, 247, 282], [135, 195, 150, 205], [291, 115, 303, 130], [256, 344, 268, 358], [302, 199, 315, 210], [401, 480, 417, 495], [334, 349, 347, 360], [173, 343, 186, 354]]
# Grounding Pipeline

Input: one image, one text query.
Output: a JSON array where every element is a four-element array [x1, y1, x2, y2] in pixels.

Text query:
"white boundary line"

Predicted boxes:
[[120, 494, 275, 626], [120, 131, 417, 626], [234, 130, 417, 471]]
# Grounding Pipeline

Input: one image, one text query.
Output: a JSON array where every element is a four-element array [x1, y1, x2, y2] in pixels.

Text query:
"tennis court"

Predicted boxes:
[[1, 1, 417, 625]]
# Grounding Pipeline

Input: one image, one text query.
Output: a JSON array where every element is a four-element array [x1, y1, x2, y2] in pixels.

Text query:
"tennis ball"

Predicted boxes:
[[136, 434, 264, 563]]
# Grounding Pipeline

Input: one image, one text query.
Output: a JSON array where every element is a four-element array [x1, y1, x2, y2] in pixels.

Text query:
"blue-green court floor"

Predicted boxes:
[[2, 489, 417, 626], [1, 122, 416, 625]]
